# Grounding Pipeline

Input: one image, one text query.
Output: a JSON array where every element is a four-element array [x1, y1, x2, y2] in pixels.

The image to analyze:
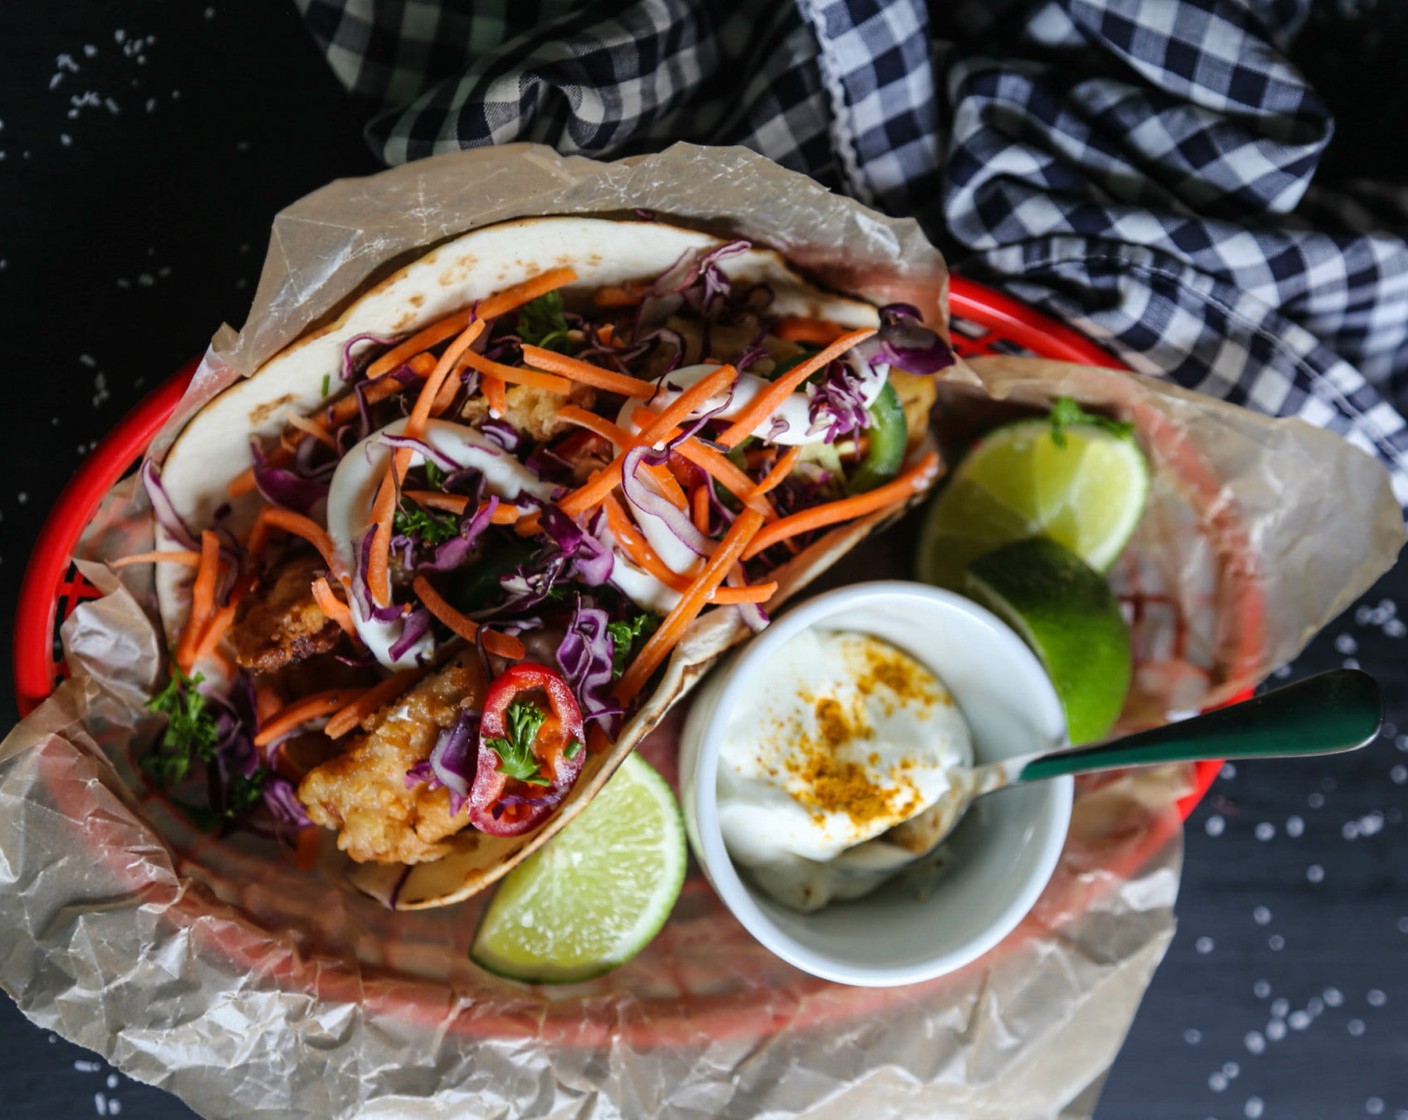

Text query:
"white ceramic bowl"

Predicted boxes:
[[678, 580, 1073, 987]]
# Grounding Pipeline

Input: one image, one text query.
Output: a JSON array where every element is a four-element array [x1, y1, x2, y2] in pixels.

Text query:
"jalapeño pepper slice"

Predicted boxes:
[[847, 380, 907, 494]]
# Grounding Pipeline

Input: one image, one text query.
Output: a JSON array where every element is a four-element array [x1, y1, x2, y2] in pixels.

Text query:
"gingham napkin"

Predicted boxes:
[[296, 0, 1408, 508]]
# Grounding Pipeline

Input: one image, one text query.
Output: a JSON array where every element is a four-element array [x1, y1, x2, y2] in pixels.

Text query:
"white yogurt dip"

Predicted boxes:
[[716, 628, 972, 911]]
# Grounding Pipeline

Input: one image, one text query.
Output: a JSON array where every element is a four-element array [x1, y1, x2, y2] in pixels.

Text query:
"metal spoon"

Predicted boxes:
[[844, 668, 1383, 874]]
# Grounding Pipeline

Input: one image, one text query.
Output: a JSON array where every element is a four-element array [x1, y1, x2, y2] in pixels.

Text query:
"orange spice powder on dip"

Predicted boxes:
[[716, 629, 971, 911]]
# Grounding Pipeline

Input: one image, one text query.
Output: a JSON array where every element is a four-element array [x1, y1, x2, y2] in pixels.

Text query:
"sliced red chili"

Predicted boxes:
[[468, 661, 587, 837]]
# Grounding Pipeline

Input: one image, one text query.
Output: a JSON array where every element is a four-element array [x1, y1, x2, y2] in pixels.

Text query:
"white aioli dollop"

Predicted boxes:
[[717, 629, 972, 912], [326, 418, 558, 669]]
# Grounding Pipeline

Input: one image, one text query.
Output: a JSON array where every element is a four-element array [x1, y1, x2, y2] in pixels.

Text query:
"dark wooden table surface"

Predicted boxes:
[[2, 4, 1404, 1117]]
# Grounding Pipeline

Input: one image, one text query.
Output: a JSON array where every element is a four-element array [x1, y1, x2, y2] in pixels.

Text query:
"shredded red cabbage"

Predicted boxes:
[[141, 460, 198, 550], [556, 596, 622, 734], [866, 304, 954, 376], [480, 418, 520, 452], [249, 439, 330, 515], [388, 607, 434, 662], [340, 333, 398, 382], [404, 709, 481, 816], [376, 432, 465, 472], [806, 359, 876, 443], [621, 445, 712, 558], [418, 494, 498, 573]]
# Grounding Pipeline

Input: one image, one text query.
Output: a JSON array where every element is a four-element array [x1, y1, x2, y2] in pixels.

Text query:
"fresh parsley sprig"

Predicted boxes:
[[393, 503, 461, 547], [608, 613, 657, 679], [142, 662, 221, 787], [1048, 396, 1135, 449], [517, 291, 577, 354], [486, 699, 552, 786]]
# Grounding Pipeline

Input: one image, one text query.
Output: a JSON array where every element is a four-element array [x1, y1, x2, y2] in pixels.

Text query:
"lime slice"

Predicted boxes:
[[966, 537, 1132, 744], [471, 753, 686, 983], [917, 416, 1149, 590]]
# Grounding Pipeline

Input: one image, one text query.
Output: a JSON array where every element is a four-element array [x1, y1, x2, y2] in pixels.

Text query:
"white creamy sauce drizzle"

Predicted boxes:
[[326, 418, 558, 669], [606, 359, 889, 612], [617, 359, 890, 449], [717, 629, 972, 912]]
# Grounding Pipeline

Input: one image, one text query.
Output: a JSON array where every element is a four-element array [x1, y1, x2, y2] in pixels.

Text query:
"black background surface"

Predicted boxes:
[[1, 4, 1404, 1117]]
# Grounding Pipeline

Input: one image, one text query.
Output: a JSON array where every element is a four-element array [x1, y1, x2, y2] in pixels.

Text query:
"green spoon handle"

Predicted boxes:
[[1017, 669, 1382, 783]]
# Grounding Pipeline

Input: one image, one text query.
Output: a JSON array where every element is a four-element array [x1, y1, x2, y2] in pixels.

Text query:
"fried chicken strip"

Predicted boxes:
[[297, 649, 487, 864], [230, 552, 342, 674]]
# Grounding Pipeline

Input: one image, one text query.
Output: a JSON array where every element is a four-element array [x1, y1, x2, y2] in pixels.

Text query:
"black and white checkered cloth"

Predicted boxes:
[[297, 0, 1408, 509]]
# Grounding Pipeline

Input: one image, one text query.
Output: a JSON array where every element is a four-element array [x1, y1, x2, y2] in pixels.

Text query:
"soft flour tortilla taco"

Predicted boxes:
[[137, 215, 948, 909]]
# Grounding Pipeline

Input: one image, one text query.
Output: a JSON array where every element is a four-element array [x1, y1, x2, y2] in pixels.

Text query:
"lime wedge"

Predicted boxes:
[[471, 753, 686, 983], [966, 537, 1132, 744], [917, 416, 1149, 590]]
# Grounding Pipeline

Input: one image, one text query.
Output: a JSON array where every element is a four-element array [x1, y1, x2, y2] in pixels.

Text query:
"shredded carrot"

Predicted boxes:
[[477, 267, 581, 322], [192, 601, 238, 663], [175, 531, 222, 670], [458, 348, 572, 396], [593, 283, 646, 308], [627, 408, 773, 517], [749, 446, 801, 499], [613, 509, 766, 704], [364, 268, 580, 381], [557, 365, 739, 517], [603, 495, 691, 591], [557, 404, 632, 450], [717, 328, 876, 448], [324, 668, 422, 740], [482, 374, 507, 415], [642, 461, 689, 510], [406, 320, 485, 439], [401, 490, 519, 524], [286, 410, 336, 450], [774, 316, 848, 346], [248, 507, 343, 577], [294, 827, 320, 871], [366, 466, 401, 606], [254, 689, 363, 748], [713, 582, 777, 604], [111, 549, 202, 569], [742, 450, 941, 560], [519, 345, 656, 399], [310, 576, 358, 638], [691, 486, 710, 534], [411, 575, 526, 660]]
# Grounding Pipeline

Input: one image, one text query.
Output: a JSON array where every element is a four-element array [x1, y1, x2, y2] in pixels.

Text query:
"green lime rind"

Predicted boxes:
[[917, 417, 1149, 590], [470, 752, 686, 984], [965, 537, 1132, 745]]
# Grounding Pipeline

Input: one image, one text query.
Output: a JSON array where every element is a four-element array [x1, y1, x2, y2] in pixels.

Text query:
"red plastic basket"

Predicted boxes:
[[10, 275, 1222, 818]]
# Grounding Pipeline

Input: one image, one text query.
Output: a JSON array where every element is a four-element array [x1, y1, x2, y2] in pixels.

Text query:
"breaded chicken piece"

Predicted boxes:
[[297, 650, 487, 864], [230, 552, 341, 674], [458, 382, 597, 441]]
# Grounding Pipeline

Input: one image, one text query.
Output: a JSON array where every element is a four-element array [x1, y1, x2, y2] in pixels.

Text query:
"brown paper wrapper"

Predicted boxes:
[[2, 144, 1402, 1119]]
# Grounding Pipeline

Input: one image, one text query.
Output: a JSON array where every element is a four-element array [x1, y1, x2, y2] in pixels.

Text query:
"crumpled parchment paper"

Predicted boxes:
[[2, 144, 1402, 1120]]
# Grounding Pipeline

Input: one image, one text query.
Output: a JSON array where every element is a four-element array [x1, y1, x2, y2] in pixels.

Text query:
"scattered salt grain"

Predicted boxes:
[[1367, 989, 1387, 1007], [1348, 1018, 1366, 1037], [1196, 936, 1215, 954], [1253, 906, 1272, 925], [1205, 815, 1225, 837], [1255, 822, 1275, 841], [1286, 814, 1305, 837], [1307, 864, 1325, 883], [1244, 1031, 1266, 1055]]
